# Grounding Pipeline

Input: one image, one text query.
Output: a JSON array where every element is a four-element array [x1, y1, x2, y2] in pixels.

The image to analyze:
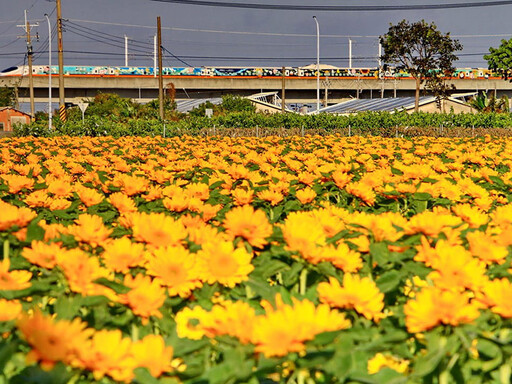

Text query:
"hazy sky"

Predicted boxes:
[[1, 0, 512, 70]]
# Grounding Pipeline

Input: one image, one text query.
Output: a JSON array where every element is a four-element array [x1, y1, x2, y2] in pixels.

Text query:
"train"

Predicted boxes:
[[0, 64, 501, 79]]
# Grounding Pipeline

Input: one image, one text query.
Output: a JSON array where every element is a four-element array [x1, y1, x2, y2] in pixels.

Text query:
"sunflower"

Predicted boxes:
[[0, 258, 32, 291], [404, 286, 482, 333], [118, 274, 166, 324], [101, 237, 145, 273], [17, 310, 93, 370], [222, 205, 273, 249], [317, 275, 385, 322], [131, 212, 187, 248], [197, 239, 254, 288], [145, 245, 202, 298], [132, 335, 174, 377], [75, 329, 136, 382]]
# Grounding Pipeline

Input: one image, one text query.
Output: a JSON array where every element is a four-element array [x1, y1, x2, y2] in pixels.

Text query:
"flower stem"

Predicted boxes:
[[299, 268, 308, 295]]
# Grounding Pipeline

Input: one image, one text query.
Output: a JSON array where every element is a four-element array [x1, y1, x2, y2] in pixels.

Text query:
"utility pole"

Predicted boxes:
[[281, 66, 285, 112], [124, 35, 128, 66], [18, 10, 38, 119], [56, 0, 66, 121], [157, 17, 164, 120], [153, 35, 157, 78], [349, 38, 352, 70]]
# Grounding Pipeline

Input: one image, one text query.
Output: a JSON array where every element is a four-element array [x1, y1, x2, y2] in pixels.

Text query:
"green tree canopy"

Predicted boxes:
[[485, 38, 512, 80], [380, 20, 462, 112], [0, 87, 15, 107]]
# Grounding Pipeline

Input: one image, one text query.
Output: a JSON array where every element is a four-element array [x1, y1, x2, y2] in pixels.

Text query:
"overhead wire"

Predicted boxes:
[[147, 0, 512, 11], [64, 20, 154, 49]]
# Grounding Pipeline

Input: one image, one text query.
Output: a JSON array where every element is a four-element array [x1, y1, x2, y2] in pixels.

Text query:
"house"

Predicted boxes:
[[0, 107, 31, 132], [315, 95, 476, 115]]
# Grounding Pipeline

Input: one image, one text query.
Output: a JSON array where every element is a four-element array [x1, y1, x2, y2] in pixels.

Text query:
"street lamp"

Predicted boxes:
[[44, 14, 52, 130], [313, 16, 320, 114]]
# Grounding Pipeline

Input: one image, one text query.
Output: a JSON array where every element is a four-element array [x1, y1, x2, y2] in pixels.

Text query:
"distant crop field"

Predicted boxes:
[[0, 134, 511, 383]]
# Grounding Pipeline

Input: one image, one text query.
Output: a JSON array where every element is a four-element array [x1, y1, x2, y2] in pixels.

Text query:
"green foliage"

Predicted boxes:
[[221, 94, 256, 113], [380, 20, 463, 109], [14, 110, 512, 138], [485, 37, 512, 80], [0, 87, 15, 107], [189, 100, 220, 118], [469, 92, 510, 113]]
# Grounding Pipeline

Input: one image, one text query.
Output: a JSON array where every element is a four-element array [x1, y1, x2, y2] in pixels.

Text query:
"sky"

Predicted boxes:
[[1, 0, 512, 71]]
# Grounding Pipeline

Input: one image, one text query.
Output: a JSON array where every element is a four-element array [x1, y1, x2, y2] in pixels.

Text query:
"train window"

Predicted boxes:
[[0, 122, 4, 131], [1, 67, 17, 73]]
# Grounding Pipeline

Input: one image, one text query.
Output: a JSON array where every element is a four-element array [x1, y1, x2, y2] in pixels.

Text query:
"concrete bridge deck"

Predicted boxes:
[[2, 75, 511, 105]]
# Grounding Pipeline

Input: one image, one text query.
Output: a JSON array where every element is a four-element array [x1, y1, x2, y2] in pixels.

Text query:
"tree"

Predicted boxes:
[[380, 20, 462, 112], [0, 87, 15, 107], [485, 38, 512, 80]]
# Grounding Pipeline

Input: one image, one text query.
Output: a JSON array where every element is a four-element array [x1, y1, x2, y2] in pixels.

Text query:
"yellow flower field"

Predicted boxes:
[[0, 134, 512, 383]]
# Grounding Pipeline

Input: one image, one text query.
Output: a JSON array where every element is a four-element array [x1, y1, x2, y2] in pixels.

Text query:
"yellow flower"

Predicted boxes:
[[223, 205, 273, 249], [76, 329, 136, 382], [295, 187, 317, 204], [0, 200, 36, 231], [317, 275, 385, 322], [118, 274, 166, 324], [480, 278, 512, 318], [0, 299, 22, 322], [231, 188, 254, 205], [101, 237, 145, 273], [368, 353, 409, 374], [451, 204, 488, 228], [257, 188, 284, 206], [197, 240, 254, 288], [427, 243, 488, 292], [108, 192, 138, 214], [466, 231, 508, 265], [281, 212, 326, 261], [315, 243, 363, 272], [68, 214, 113, 247], [75, 185, 104, 207], [145, 245, 202, 298], [404, 286, 481, 333], [132, 335, 174, 377], [22, 240, 60, 269], [251, 294, 350, 357], [175, 306, 210, 340], [0, 258, 32, 291], [17, 310, 93, 371], [131, 212, 187, 248], [346, 181, 376, 205]]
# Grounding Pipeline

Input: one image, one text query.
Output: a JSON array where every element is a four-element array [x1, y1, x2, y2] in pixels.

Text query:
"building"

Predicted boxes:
[[0, 107, 31, 132], [315, 95, 476, 115]]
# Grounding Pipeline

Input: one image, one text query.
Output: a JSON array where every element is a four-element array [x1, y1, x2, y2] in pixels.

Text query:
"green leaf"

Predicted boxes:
[[93, 277, 131, 294], [25, 220, 44, 242], [0, 340, 17, 373], [376, 270, 402, 293], [370, 242, 390, 267], [9, 363, 73, 384], [53, 296, 82, 320], [133, 367, 161, 384]]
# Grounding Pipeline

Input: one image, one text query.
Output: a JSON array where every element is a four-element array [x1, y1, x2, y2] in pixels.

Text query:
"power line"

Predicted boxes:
[[65, 18, 512, 39], [64, 20, 153, 48], [162, 46, 193, 66], [147, 0, 512, 11]]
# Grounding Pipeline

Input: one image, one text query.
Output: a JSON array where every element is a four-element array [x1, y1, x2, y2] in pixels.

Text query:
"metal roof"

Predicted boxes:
[[175, 98, 222, 113], [318, 97, 437, 114]]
